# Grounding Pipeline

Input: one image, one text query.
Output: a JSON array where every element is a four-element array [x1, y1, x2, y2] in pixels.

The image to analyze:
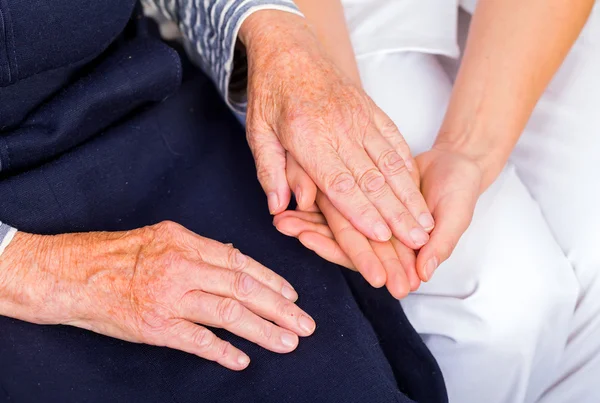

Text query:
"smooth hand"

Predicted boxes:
[[0, 222, 316, 371], [239, 10, 434, 249]]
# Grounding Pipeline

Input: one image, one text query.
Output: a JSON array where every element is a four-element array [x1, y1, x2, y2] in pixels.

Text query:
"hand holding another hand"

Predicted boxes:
[[240, 10, 434, 250], [275, 147, 483, 294]]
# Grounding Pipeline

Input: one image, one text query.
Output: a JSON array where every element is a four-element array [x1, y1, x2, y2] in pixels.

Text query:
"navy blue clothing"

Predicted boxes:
[[0, 1, 447, 402]]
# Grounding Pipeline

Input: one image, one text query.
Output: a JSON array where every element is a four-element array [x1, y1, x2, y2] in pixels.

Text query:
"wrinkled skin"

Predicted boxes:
[[274, 148, 482, 294], [240, 11, 434, 249], [0, 221, 316, 371]]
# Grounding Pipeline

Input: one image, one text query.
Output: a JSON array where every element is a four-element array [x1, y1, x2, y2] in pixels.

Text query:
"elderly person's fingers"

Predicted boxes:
[[372, 107, 421, 188], [247, 130, 291, 215], [299, 145, 394, 243], [364, 124, 433, 232], [190, 265, 316, 337], [1, 221, 318, 371], [193, 235, 299, 302], [245, 23, 433, 247], [178, 291, 300, 354], [286, 153, 318, 211], [163, 321, 250, 371]]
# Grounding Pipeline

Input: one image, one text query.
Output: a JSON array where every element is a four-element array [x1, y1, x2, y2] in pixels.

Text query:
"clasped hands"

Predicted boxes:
[[242, 11, 483, 298]]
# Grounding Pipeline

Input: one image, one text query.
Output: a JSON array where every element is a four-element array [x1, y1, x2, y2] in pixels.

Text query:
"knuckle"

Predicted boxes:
[[274, 300, 294, 319], [192, 327, 215, 350], [258, 322, 274, 341], [378, 150, 407, 175], [154, 220, 182, 235], [228, 248, 249, 272], [358, 169, 386, 194], [401, 189, 424, 208], [327, 171, 356, 195], [379, 119, 401, 140], [217, 298, 244, 325], [356, 203, 376, 220], [389, 210, 412, 226], [233, 272, 259, 300], [217, 341, 234, 359]]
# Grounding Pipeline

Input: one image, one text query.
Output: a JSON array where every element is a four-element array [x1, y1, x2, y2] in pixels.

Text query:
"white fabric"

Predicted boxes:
[[344, 0, 460, 59], [0, 227, 17, 257], [348, 2, 600, 402]]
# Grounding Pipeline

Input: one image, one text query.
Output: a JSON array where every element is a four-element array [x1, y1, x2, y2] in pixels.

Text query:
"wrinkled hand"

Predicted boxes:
[[275, 147, 482, 289], [239, 10, 433, 249], [0, 222, 315, 371], [273, 154, 421, 299]]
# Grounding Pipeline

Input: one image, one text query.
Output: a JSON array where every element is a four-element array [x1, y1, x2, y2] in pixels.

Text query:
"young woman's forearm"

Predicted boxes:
[[294, 0, 361, 85], [436, 0, 594, 190]]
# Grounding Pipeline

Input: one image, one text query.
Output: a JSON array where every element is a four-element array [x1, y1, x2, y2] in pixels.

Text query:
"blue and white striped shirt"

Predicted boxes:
[[0, 0, 302, 256]]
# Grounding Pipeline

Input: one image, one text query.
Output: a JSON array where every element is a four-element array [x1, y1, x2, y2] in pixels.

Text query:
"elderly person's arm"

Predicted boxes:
[[0, 0, 328, 371], [0, 224, 315, 371]]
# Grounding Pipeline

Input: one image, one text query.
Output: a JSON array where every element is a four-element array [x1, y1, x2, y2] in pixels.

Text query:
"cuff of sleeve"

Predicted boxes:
[[0, 222, 17, 257], [217, 2, 304, 114]]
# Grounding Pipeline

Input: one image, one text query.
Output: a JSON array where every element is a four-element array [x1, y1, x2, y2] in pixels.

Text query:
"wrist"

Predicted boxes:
[[238, 9, 307, 49], [432, 132, 509, 192], [0, 232, 58, 324]]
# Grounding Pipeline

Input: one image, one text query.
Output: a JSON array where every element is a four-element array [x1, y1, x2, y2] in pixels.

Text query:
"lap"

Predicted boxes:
[[0, 73, 444, 403], [355, 48, 580, 403]]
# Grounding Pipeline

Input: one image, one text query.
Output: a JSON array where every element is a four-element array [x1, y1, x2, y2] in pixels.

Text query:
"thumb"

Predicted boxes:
[[247, 130, 291, 215], [416, 192, 476, 282]]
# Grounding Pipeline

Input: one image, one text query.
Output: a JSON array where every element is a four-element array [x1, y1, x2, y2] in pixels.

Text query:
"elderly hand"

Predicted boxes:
[[238, 10, 434, 249], [273, 154, 421, 299], [0, 222, 316, 371]]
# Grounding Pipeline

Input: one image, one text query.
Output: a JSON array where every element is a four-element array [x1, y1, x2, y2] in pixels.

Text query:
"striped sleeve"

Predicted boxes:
[[0, 221, 17, 257], [143, 0, 303, 113]]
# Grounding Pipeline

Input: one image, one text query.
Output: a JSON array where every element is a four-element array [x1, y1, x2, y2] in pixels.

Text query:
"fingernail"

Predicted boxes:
[[418, 213, 435, 231], [282, 284, 298, 301], [268, 192, 280, 214], [374, 223, 392, 242], [295, 186, 302, 207], [410, 228, 429, 247], [280, 332, 298, 348], [237, 354, 250, 367], [298, 314, 316, 334], [425, 257, 438, 281]]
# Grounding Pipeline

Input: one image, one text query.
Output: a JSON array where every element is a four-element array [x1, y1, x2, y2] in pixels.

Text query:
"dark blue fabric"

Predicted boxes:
[[0, 3, 447, 403]]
